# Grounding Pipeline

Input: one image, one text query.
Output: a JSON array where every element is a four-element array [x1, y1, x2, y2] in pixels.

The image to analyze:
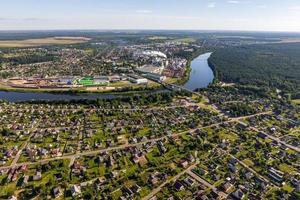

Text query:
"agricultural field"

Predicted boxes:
[[0, 37, 90, 48]]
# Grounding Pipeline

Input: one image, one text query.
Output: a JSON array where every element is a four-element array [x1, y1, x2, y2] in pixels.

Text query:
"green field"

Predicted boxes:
[[292, 99, 300, 105], [0, 37, 90, 48]]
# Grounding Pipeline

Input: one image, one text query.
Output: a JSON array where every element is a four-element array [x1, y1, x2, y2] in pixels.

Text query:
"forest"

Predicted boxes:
[[208, 43, 300, 95]]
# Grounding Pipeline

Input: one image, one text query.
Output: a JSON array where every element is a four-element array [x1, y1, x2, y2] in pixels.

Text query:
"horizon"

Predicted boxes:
[[0, 29, 300, 34], [1, 0, 300, 32]]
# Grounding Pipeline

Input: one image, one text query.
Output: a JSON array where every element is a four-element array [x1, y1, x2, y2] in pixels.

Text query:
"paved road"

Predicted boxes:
[[0, 111, 270, 171], [0, 136, 165, 170], [187, 169, 227, 199], [9, 122, 39, 169], [4, 105, 194, 113], [229, 111, 272, 121], [247, 125, 300, 153], [142, 162, 199, 200], [219, 148, 270, 184], [163, 82, 202, 97]]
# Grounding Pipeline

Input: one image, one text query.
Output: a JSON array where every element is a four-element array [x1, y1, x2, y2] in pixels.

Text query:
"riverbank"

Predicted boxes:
[[170, 49, 212, 86], [0, 80, 163, 95], [183, 52, 214, 91], [0, 48, 211, 95], [0, 52, 215, 102]]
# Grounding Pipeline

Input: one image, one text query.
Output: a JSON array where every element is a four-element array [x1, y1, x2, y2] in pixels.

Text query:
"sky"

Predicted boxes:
[[1, 0, 300, 32]]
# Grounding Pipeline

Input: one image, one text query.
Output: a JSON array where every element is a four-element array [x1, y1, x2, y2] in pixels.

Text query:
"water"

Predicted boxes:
[[0, 91, 118, 102], [183, 52, 214, 91], [0, 53, 214, 102], [0, 90, 172, 102]]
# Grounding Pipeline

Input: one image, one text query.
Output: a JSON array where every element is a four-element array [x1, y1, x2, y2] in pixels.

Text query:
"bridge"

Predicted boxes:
[[160, 81, 202, 97], [138, 72, 202, 97]]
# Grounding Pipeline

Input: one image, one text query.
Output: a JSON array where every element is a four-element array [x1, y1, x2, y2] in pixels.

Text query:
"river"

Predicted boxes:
[[0, 53, 214, 102], [183, 52, 214, 90]]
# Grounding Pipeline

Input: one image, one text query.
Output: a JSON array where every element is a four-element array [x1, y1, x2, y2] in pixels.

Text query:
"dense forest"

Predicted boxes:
[[208, 43, 300, 95]]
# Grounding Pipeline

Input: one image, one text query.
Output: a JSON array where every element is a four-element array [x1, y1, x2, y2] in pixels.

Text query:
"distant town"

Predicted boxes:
[[0, 39, 197, 92]]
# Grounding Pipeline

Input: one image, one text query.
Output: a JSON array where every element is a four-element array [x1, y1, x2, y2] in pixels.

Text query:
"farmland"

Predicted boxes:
[[0, 37, 90, 48]]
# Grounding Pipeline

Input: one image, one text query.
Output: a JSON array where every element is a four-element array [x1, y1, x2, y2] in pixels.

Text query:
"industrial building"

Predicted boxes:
[[127, 74, 148, 84], [137, 64, 164, 74]]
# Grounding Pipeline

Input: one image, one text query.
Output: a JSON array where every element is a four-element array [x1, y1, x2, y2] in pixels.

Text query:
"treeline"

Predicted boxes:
[[0, 54, 56, 65], [208, 43, 300, 95], [22, 90, 192, 106], [174, 47, 212, 60], [226, 103, 256, 117]]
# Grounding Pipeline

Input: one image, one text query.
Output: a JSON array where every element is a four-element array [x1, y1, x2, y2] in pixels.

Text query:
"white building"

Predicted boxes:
[[137, 65, 164, 74], [143, 50, 167, 58], [127, 75, 148, 84]]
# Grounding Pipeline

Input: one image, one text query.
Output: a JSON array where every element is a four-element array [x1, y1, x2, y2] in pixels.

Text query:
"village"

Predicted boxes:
[[0, 83, 299, 200]]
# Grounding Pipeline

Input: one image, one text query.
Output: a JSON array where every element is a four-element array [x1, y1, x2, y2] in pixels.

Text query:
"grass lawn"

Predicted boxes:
[[242, 158, 254, 167], [165, 77, 180, 84], [214, 179, 225, 187], [90, 113, 100, 121], [218, 131, 238, 142], [0, 182, 16, 197], [109, 81, 132, 87], [278, 163, 297, 175], [137, 128, 150, 137], [282, 183, 294, 193], [139, 186, 151, 197], [292, 99, 300, 104], [111, 188, 122, 200], [173, 37, 197, 43], [123, 165, 139, 177], [148, 36, 168, 40]]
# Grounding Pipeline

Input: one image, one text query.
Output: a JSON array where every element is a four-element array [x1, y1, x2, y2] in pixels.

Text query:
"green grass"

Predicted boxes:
[[242, 158, 254, 167], [278, 163, 297, 175], [98, 165, 106, 177], [173, 37, 197, 43], [165, 77, 180, 84], [90, 114, 100, 121], [91, 129, 107, 141], [292, 99, 300, 105], [139, 186, 151, 197], [214, 179, 225, 187], [109, 81, 131, 87], [218, 131, 238, 142], [0, 182, 16, 197], [111, 189, 122, 200], [137, 128, 150, 137], [0, 37, 90, 48], [123, 165, 139, 177], [282, 183, 294, 193]]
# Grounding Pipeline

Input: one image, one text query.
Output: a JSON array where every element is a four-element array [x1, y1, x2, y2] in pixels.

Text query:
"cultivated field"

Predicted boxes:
[[0, 37, 90, 47]]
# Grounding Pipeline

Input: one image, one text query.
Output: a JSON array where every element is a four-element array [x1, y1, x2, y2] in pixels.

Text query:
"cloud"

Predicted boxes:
[[0, 17, 43, 21], [227, 1, 240, 4], [207, 2, 216, 8], [257, 5, 267, 9], [228, 1, 253, 5], [289, 6, 300, 10], [135, 10, 152, 14]]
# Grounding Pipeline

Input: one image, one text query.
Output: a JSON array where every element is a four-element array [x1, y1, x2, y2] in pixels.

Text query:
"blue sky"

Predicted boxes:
[[1, 0, 300, 31]]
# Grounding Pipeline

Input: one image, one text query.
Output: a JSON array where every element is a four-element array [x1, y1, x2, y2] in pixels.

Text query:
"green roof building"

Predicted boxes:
[[78, 77, 94, 86]]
